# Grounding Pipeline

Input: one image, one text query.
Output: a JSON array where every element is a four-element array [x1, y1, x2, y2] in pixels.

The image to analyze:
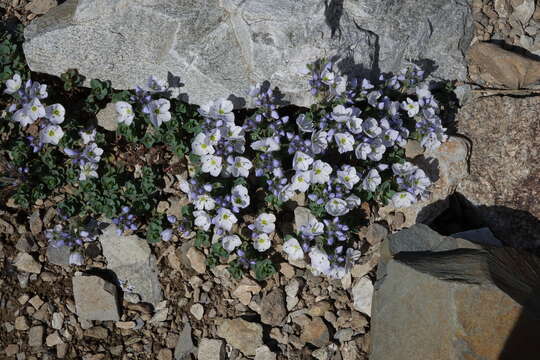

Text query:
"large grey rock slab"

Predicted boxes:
[[456, 96, 540, 248], [73, 275, 120, 321], [23, 0, 472, 107], [370, 248, 540, 360], [377, 136, 470, 230], [99, 224, 163, 307]]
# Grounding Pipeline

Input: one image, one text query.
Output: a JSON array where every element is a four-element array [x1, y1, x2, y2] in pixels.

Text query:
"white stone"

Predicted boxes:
[[351, 276, 374, 317]]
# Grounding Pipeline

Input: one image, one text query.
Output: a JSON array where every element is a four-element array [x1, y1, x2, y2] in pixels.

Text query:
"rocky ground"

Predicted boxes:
[[1, 0, 540, 359]]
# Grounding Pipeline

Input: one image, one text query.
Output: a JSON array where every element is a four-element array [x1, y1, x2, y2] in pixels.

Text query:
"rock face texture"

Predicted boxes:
[[456, 96, 540, 247], [371, 225, 540, 360], [23, 0, 473, 106]]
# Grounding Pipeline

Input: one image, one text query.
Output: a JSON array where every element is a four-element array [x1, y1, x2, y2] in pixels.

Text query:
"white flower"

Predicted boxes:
[[254, 213, 276, 234], [320, 69, 335, 85], [201, 155, 222, 177], [337, 165, 360, 190], [416, 84, 432, 99], [291, 171, 311, 192], [253, 233, 271, 252], [362, 118, 381, 138], [309, 247, 331, 275], [292, 151, 313, 171], [83, 143, 103, 162], [345, 194, 362, 209], [231, 184, 250, 209], [44, 104, 65, 124], [195, 194, 216, 211], [325, 198, 350, 216], [68, 252, 84, 266], [346, 116, 363, 134], [331, 104, 353, 123], [408, 169, 431, 196], [79, 162, 98, 181], [391, 191, 416, 208], [251, 137, 280, 152], [80, 129, 96, 144], [115, 101, 135, 125], [207, 128, 221, 145], [4, 74, 21, 94], [311, 160, 332, 184], [401, 98, 420, 117], [278, 184, 295, 202], [213, 98, 234, 122], [367, 139, 386, 161], [194, 210, 211, 231], [392, 162, 416, 176], [40, 124, 64, 145], [367, 90, 381, 107], [160, 228, 173, 242], [222, 234, 242, 253], [311, 130, 328, 154], [334, 132, 355, 154], [213, 208, 237, 232], [230, 156, 252, 178], [148, 98, 171, 127], [301, 217, 325, 237], [146, 75, 167, 93], [296, 114, 314, 132], [178, 179, 191, 194], [362, 169, 381, 192], [191, 133, 215, 156], [13, 109, 34, 127], [381, 129, 399, 147], [24, 98, 45, 121], [222, 124, 244, 140], [283, 237, 304, 260]]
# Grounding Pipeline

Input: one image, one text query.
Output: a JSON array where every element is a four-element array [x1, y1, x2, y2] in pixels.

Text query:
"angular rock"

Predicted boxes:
[[370, 247, 540, 360], [217, 318, 263, 356], [254, 346, 277, 360], [99, 224, 163, 306], [46, 332, 63, 347], [377, 136, 470, 229], [16, 235, 38, 252], [174, 322, 196, 360], [96, 102, 118, 131], [190, 303, 204, 321], [72, 275, 120, 321], [300, 317, 330, 348], [28, 326, 44, 348], [13, 252, 42, 274], [260, 288, 287, 326], [186, 247, 206, 274], [24, 0, 472, 107], [457, 96, 540, 247], [468, 42, 540, 89], [46, 245, 71, 266], [197, 339, 225, 360], [451, 228, 502, 247], [351, 276, 374, 317]]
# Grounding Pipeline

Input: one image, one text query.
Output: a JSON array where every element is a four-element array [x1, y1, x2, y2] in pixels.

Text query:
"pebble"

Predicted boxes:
[[46, 332, 63, 347], [116, 321, 136, 330], [28, 295, 44, 309], [157, 348, 173, 360], [174, 322, 196, 359], [300, 317, 330, 348], [351, 276, 374, 317], [260, 288, 287, 326], [197, 338, 225, 360], [56, 343, 69, 358], [5, 344, 18, 357], [14, 252, 42, 274], [84, 326, 108, 340], [232, 278, 261, 306], [279, 263, 296, 279], [217, 318, 263, 356], [15, 316, 29, 331], [186, 247, 206, 274], [284, 279, 300, 311], [365, 223, 388, 246], [190, 303, 204, 320], [51, 312, 64, 330], [28, 325, 44, 347], [254, 345, 277, 360]]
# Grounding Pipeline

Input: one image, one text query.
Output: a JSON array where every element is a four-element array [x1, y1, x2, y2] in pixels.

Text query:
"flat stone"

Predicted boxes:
[[15, 316, 29, 331], [232, 278, 261, 306], [96, 102, 118, 131], [190, 304, 204, 321], [84, 326, 108, 339], [456, 96, 540, 247], [23, 0, 472, 108], [260, 288, 287, 326], [5, 344, 18, 357], [14, 252, 42, 274], [217, 318, 263, 356], [174, 322, 195, 360], [468, 42, 540, 88], [51, 312, 64, 330], [370, 246, 540, 360], [197, 339, 225, 360], [29, 210, 42, 235], [46, 332, 63, 347], [186, 247, 206, 274], [365, 223, 388, 246], [377, 136, 470, 229], [351, 277, 374, 317], [254, 345, 276, 360], [300, 317, 330, 348], [99, 224, 163, 306], [16, 235, 38, 252], [72, 275, 120, 321], [46, 245, 71, 266], [28, 326, 44, 348]]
